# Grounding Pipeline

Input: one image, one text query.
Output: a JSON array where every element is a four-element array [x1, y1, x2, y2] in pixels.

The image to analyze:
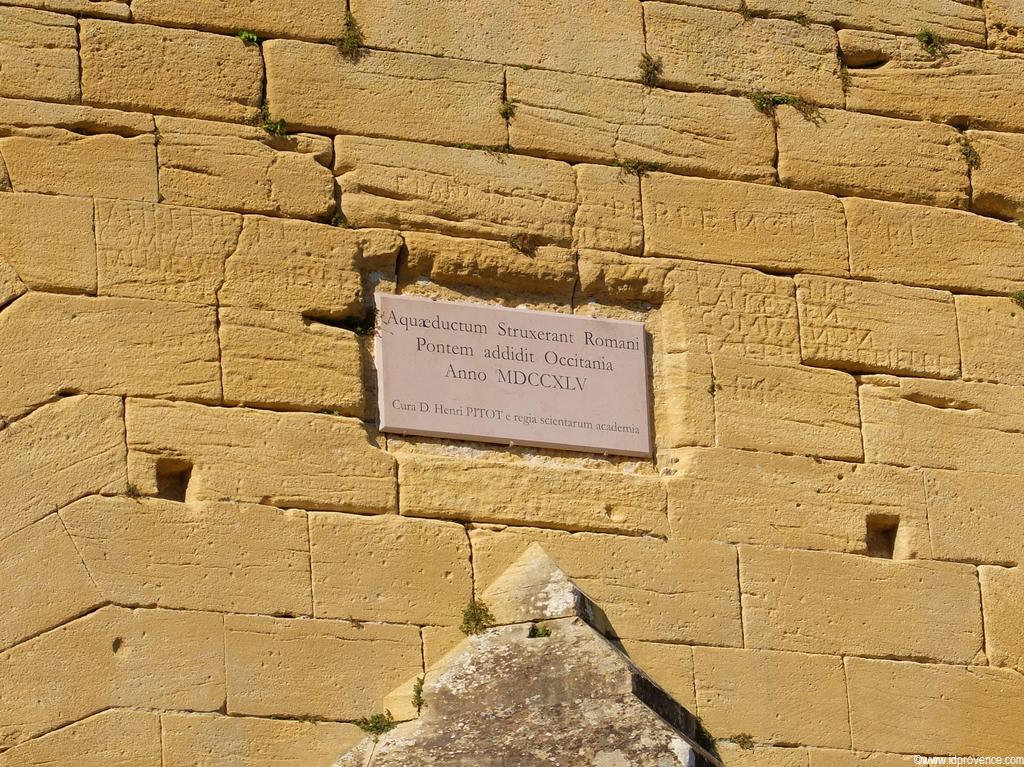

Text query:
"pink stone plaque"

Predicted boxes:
[[375, 293, 652, 457]]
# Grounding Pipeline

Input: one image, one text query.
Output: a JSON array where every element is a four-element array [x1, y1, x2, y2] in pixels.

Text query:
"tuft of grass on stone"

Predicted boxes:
[[694, 715, 718, 755], [236, 29, 259, 45], [732, 733, 755, 750], [460, 600, 495, 635], [1011, 291, 1024, 308], [748, 91, 818, 121], [260, 102, 286, 137], [639, 52, 663, 88], [916, 29, 945, 57], [508, 232, 540, 256], [791, 12, 809, 25], [338, 10, 363, 60], [528, 623, 552, 638], [499, 98, 516, 123], [615, 158, 664, 178], [411, 676, 425, 713], [959, 136, 981, 170], [354, 710, 396, 740], [125, 482, 143, 499]]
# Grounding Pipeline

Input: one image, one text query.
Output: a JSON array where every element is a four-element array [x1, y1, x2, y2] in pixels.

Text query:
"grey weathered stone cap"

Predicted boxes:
[[334, 545, 722, 767]]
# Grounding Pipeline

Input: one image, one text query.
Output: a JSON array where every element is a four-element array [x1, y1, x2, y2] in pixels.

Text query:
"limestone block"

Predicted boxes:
[[844, 197, 1024, 293], [646, 4, 843, 106], [979, 566, 1024, 673], [336, 136, 578, 245], [0, 95, 154, 136], [0, 710, 161, 767], [667, 448, 930, 558], [712, 356, 862, 460], [807, 750, 911, 767], [841, 29, 1024, 132], [619, 641, 695, 710], [986, 0, 1024, 52], [396, 451, 666, 536], [656, 352, 715, 448], [577, 250, 673, 305], [643, 173, 849, 276], [0, 395, 124, 540], [351, 0, 644, 79], [0, 7, 79, 102], [0, 293, 220, 420], [0, 129, 158, 201], [470, 527, 742, 645], [925, 470, 1024, 565], [162, 712, 364, 767], [506, 68, 775, 183], [221, 307, 365, 416], [741, 546, 983, 663], [63, 496, 312, 615], [694, 647, 850, 749], [225, 614, 421, 720], [265, 41, 504, 146], [0, 260, 24, 308], [157, 117, 335, 220], [956, 295, 1024, 385], [846, 658, 1024, 755], [80, 20, 261, 122], [573, 164, 644, 254], [96, 199, 241, 305], [777, 106, 968, 208], [309, 512, 471, 624], [720, 744, 809, 766], [0, 0, 128, 20], [132, 0, 345, 40], [0, 192, 95, 293], [966, 130, 1024, 221], [0, 514, 103, 651], [860, 376, 1024, 473], [0, 606, 224, 749], [126, 399, 396, 512], [796, 275, 960, 378]]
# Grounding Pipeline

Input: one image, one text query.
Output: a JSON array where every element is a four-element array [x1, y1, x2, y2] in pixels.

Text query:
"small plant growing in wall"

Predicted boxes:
[[1010, 290, 1024, 309], [508, 232, 540, 256], [125, 482, 143, 499], [338, 10, 364, 60], [614, 158, 664, 178], [748, 91, 818, 121], [498, 97, 516, 124], [355, 710, 396, 739], [460, 600, 495, 635], [639, 52, 663, 88], [235, 29, 259, 45], [958, 136, 981, 170], [916, 29, 946, 57], [528, 623, 552, 638], [411, 676, 426, 713], [260, 102, 286, 137], [731, 733, 755, 750]]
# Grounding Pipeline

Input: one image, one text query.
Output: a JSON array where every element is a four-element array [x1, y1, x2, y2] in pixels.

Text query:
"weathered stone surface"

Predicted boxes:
[[0, 395, 124, 540], [846, 658, 1024, 755], [966, 130, 1024, 221], [620, 641, 695, 710], [841, 30, 1024, 132], [0, 95, 154, 135], [979, 565, 1024, 673], [96, 199, 241, 304], [0, 260, 24, 308], [507, 68, 775, 183], [777, 106, 968, 208], [986, 0, 1024, 53], [643, 174, 849, 275], [796, 275, 960, 378], [265, 42, 505, 146], [396, 450, 666, 535], [694, 647, 849, 749], [578, 249, 673, 305], [0, 192, 95, 293], [0, 710, 161, 767], [0, 7, 78, 102], [63, 496, 311, 615], [471, 527, 741, 645], [351, 0, 644, 79], [956, 295, 1024, 385], [925, 469, 1024, 565], [309, 512, 471, 624], [574, 163, 644, 254], [225, 614, 421, 720], [80, 21, 262, 122], [667, 448, 930, 558], [0, 0, 128, 20], [162, 712, 363, 767], [0, 606, 224, 749], [336, 136, 577, 245], [656, 352, 716, 448], [844, 197, 1024, 293], [0, 129, 158, 200], [157, 117, 335, 219], [860, 375, 1024, 473], [713, 356, 862, 460], [132, 0, 345, 40], [126, 399, 396, 512], [721, 744, 810, 766], [807, 750, 909, 767], [741, 546, 983, 662], [0, 293, 220, 419], [646, 4, 843, 105]]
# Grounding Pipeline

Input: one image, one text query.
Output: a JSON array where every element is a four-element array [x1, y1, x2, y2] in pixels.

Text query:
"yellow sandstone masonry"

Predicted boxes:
[[795, 275, 960, 378], [577, 249, 672, 305], [573, 164, 644, 255], [0, 192, 95, 293], [712, 356, 863, 460], [0, 7, 79, 102], [132, 0, 345, 40], [656, 353, 716, 448], [619, 641, 696, 710], [0, 260, 24, 307], [776, 107, 968, 209], [79, 21, 262, 122], [925, 469, 1024, 565], [265, 42, 505, 147], [693, 647, 850, 749], [62, 496, 312, 615], [965, 130, 1024, 221], [720, 744, 810, 767], [0, 95, 155, 136], [845, 658, 1024, 755], [0, 710, 161, 767], [645, 4, 844, 105], [642, 174, 849, 275], [740, 546, 983, 663], [351, 0, 645, 79], [955, 295, 1024, 385], [126, 399, 396, 512], [978, 566, 1024, 674], [0, 0, 129, 20], [309, 512, 471, 624], [506, 68, 776, 183], [0, 606, 224, 749], [806, 752, 908, 767], [667, 448, 930, 558], [224, 614, 421, 720], [986, 0, 1024, 53]]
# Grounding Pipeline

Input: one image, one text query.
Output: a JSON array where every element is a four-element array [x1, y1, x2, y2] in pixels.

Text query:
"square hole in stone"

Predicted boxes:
[[865, 514, 899, 559], [155, 458, 192, 502]]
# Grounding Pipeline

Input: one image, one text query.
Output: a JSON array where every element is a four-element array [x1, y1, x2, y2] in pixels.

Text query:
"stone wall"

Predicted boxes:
[[1, 0, 1023, 762]]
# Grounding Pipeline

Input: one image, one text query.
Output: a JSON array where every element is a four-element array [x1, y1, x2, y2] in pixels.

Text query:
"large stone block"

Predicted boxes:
[[0, 710, 161, 767], [225, 614, 421, 720], [126, 399, 396, 512], [986, 0, 1024, 53], [721, 744, 810, 767], [925, 469, 1024, 566], [309, 512, 471, 625], [0, 0, 128, 20], [0, 7, 79, 102], [979, 565, 1024, 674], [0, 192, 95, 293], [694, 647, 850, 749], [643, 173, 849, 276], [0, 94, 154, 135], [966, 129, 1024, 221], [956, 295, 1024, 385], [80, 20, 262, 122], [796, 275, 960, 378], [741, 546, 983, 663], [619, 641, 695, 710], [573, 163, 644, 254], [0, 260, 24, 308], [132, 0, 345, 40], [656, 352, 715, 448]]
